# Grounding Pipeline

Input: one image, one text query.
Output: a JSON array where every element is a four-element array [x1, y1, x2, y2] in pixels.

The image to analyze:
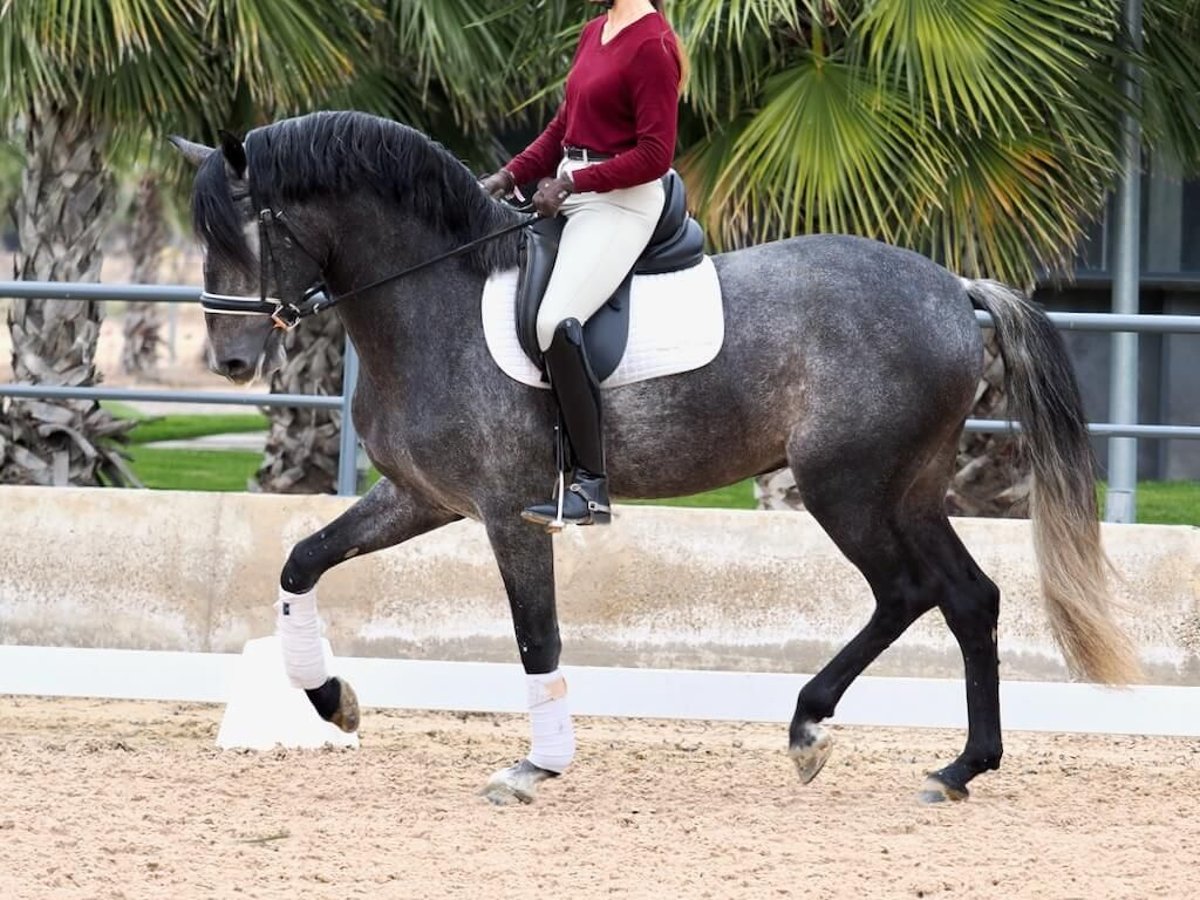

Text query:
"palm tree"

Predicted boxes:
[[0, 0, 374, 486], [643, 0, 1200, 512], [255, 314, 348, 494], [121, 174, 170, 378], [1, 96, 137, 484]]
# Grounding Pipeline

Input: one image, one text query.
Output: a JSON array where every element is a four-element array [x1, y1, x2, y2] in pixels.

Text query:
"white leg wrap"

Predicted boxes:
[[526, 670, 576, 773], [275, 589, 329, 690]]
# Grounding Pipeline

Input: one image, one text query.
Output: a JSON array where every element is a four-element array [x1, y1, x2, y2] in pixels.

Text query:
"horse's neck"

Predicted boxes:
[[329, 255, 486, 387], [318, 200, 511, 381]]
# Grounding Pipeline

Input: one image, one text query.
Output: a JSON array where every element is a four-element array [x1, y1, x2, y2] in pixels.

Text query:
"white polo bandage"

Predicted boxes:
[[526, 669, 576, 773], [275, 588, 329, 690]]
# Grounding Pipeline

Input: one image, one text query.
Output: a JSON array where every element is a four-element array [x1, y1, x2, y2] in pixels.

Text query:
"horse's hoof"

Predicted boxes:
[[481, 759, 558, 806], [328, 677, 360, 733], [918, 775, 969, 804], [788, 725, 833, 784]]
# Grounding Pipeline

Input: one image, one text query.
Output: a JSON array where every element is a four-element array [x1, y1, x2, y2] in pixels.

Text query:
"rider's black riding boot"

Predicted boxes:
[[521, 318, 611, 527]]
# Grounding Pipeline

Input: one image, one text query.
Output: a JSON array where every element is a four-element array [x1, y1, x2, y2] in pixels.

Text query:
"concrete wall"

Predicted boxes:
[[1, 486, 1197, 684]]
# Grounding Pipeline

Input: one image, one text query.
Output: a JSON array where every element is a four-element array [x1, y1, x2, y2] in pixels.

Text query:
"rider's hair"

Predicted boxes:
[[650, 1, 690, 94]]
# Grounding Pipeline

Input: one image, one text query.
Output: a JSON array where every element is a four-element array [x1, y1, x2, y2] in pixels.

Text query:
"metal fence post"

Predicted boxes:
[[1104, 0, 1144, 524], [336, 336, 361, 497]]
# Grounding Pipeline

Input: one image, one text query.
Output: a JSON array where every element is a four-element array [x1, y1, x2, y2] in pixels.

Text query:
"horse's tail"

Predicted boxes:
[[962, 278, 1141, 686]]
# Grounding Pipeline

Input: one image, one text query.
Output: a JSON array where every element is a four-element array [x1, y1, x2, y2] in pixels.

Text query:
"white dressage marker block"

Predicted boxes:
[[216, 636, 359, 751]]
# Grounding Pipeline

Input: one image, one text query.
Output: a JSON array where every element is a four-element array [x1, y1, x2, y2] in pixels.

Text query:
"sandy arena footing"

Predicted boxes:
[[0, 696, 1197, 899]]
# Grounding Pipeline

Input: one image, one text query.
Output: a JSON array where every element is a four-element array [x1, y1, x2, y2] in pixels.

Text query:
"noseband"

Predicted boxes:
[[200, 206, 536, 331]]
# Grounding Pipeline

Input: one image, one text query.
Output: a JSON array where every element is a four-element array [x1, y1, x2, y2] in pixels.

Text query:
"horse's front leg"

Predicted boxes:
[[277, 477, 459, 731], [477, 513, 573, 805]]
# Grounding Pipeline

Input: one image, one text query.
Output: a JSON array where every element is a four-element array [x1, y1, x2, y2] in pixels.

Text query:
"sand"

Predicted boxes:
[[0, 696, 1197, 899]]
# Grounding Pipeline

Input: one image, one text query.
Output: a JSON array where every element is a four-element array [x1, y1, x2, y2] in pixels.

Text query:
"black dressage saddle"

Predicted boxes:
[[514, 170, 705, 382]]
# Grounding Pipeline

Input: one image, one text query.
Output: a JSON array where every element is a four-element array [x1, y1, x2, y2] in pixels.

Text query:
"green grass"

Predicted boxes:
[[124, 447, 261, 492], [1098, 481, 1200, 526], [102, 401, 150, 420], [626, 481, 757, 510], [103, 403, 265, 491], [103, 401, 268, 445], [102, 407, 1200, 523], [125, 412, 268, 445], [119, 445, 1200, 524]]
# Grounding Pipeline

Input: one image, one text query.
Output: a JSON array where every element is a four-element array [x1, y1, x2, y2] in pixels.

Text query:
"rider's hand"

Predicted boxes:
[[532, 174, 574, 217], [480, 169, 516, 199]]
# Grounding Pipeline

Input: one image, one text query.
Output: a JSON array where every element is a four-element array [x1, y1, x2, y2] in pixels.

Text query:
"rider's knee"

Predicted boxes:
[[535, 311, 561, 352]]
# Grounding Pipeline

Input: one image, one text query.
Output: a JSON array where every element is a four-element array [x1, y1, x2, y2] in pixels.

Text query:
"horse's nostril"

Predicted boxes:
[[217, 357, 254, 380]]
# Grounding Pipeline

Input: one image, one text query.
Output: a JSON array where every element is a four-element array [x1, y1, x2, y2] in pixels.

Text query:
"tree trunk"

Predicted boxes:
[[255, 314, 346, 494], [945, 330, 1031, 517], [121, 174, 167, 377], [753, 467, 804, 510], [0, 104, 136, 487], [754, 331, 1030, 517]]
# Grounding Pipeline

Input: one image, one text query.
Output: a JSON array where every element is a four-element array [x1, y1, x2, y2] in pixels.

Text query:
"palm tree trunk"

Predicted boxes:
[[945, 330, 1031, 517], [255, 314, 346, 494], [121, 174, 167, 376], [0, 104, 136, 486], [753, 468, 804, 510]]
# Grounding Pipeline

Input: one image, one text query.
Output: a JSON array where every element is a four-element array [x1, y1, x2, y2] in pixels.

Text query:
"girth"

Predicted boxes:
[[514, 169, 705, 382]]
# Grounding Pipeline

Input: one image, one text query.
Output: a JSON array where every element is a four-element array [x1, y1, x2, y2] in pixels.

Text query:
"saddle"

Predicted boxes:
[[514, 170, 705, 381]]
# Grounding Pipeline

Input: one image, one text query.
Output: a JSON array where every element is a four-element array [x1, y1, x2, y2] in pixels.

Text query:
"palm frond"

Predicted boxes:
[[703, 52, 942, 245], [854, 0, 1119, 134], [205, 0, 375, 112], [911, 130, 1112, 283], [1142, 0, 1200, 168]]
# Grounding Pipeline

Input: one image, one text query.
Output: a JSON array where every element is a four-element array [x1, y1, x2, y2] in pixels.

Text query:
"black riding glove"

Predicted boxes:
[[480, 169, 516, 199], [532, 174, 574, 218]]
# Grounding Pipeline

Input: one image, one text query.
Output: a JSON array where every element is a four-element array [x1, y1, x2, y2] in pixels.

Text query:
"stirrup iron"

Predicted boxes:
[[545, 468, 567, 534]]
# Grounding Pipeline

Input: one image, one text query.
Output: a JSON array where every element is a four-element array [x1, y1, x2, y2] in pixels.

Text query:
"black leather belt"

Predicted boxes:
[[563, 146, 614, 162]]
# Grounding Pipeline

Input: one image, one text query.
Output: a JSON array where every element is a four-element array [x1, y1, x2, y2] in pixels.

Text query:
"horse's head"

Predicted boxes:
[[170, 132, 324, 384]]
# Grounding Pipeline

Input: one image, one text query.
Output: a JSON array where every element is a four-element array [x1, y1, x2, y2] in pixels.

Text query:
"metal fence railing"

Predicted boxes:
[[968, 309, 1200, 441], [0, 281, 360, 496], [2, 282, 1199, 509]]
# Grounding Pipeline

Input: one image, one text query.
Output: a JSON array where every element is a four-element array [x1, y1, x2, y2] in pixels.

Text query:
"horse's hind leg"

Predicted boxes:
[[788, 441, 1003, 801], [786, 485, 938, 785], [918, 516, 1003, 803], [277, 477, 459, 731]]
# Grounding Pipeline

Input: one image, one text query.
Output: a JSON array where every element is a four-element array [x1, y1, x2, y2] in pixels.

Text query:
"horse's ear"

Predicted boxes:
[[218, 129, 248, 180], [168, 136, 214, 169]]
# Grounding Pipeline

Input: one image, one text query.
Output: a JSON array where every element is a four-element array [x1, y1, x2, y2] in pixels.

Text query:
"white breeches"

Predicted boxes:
[[535, 157, 666, 351]]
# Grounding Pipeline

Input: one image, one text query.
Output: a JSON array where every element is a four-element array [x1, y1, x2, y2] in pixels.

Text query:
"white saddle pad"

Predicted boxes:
[[481, 256, 724, 389]]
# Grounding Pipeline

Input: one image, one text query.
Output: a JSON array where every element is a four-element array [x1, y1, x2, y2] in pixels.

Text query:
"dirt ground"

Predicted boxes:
[[0, 697, 1197, 899]]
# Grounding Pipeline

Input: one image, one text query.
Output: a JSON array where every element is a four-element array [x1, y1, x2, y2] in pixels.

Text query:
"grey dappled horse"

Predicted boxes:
[[173, 111, 1139, 805]]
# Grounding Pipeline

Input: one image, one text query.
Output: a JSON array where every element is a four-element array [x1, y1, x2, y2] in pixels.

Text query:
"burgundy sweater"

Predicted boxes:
[[505, 12, 681, 194]]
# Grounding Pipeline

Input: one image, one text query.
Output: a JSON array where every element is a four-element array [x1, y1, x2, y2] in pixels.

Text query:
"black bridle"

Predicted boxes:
[[200, 207, 536, 330]]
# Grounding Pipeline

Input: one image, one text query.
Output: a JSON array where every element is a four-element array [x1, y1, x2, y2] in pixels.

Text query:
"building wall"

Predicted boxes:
[[1033, 157, 1200, 481], [1032, 285, 1200, 480]]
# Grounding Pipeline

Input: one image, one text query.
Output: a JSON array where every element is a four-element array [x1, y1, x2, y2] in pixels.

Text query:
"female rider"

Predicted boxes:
[[482, 0, 687, 528]]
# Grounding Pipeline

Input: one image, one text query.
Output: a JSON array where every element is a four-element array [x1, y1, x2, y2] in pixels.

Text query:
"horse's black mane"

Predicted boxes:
[[193, 110, 521, 276]]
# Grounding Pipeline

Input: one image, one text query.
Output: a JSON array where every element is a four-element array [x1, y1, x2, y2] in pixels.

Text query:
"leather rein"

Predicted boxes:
[[200, 206, 536, 331]]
